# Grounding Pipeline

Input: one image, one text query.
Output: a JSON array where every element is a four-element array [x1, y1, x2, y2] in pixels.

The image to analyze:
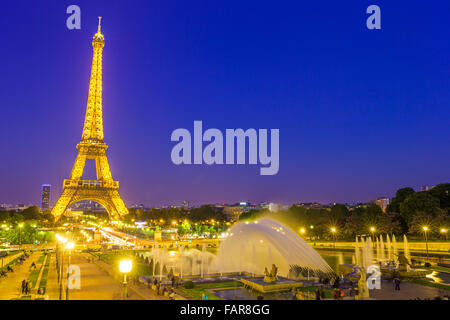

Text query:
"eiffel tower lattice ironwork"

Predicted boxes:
[[52, 17, 128, 219]]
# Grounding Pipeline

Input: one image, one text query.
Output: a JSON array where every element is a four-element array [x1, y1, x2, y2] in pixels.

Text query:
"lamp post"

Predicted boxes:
[[119, 259, 132, 300], [370, 227, 376, 248], [423, 226, 429, 259], [331, 227, 337, 248], [65, 241, 75, 300], [441, 228, 448, 241], [18, 224, 24, 249], [56, 234, 67, 300]]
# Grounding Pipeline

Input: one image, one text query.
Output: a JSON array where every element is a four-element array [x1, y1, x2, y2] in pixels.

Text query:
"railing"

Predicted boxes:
[[63, 179, 118, 189]]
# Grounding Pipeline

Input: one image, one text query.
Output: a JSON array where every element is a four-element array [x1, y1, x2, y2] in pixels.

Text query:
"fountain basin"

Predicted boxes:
[[380, 268, 431, 278], [241, 276, 303, 293]]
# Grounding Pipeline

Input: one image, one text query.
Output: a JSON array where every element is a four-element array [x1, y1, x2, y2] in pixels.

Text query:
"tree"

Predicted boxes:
[[330, 204, 349, 222], [363, 204, 383, 226], [342, 215, 364, 238], [408, 212, 435, 235], [189, 205, 227, 221], [376, 213, 403, 235], [387, 187, 415, 213], [22, 206, 42, 220], [428, 183, 450, 209], [400, 192, 440, 225]]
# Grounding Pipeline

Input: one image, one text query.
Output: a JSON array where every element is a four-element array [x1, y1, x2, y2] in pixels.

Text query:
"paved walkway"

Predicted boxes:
[[45, 252, 171, 300], [369, 279, 447, 300], [0, 252, 38, 300], [92, 256, 170, 300], [46, 252, 141, 300]]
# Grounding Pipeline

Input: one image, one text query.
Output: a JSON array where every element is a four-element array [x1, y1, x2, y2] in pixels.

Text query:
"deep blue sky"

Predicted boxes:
[[0, 1, 449, 207]]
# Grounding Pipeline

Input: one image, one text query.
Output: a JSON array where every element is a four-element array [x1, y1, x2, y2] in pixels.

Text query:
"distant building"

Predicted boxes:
[[182, 201, 189, 210], [376, 197, 391, 212], [218, 202, 259, 221], [41, 184, 51, 210], [421, 185, 434, 191]]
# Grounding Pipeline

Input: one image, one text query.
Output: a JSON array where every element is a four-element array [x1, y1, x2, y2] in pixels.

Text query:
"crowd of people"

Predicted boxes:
[[150, 276, 178, 299]]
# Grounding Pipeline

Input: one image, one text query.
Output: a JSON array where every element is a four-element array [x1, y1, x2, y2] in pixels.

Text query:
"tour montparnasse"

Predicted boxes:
[[52, 17, 128, 220]]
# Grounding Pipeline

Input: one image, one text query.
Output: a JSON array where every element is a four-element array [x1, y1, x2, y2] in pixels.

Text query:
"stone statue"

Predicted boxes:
[[264, 264, 278, 283], [395, 253, 412, 271], [357, 267, 370, 300]]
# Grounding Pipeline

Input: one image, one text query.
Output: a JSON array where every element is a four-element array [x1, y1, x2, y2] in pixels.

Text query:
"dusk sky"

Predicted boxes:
[[0, 1, 449, 207]]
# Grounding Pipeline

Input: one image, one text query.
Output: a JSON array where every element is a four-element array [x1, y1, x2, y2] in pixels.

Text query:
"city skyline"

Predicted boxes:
[[1, 1, 449, 207]]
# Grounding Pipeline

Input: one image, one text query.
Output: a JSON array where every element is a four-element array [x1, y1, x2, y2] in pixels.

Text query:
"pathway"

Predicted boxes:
[[0, 252, 39, 300], [369, 279, 448, 300]]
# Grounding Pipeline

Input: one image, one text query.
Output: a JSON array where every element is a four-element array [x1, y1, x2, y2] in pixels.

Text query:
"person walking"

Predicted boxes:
[[315, 288, 321, 300], [394, 277, 401, 291], [24, 281, 30, 295], [21, 279, 26, 294]]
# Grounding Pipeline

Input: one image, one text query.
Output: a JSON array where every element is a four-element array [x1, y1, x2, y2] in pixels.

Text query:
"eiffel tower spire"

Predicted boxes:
[[82, 16, 105, 141], [52, 19, 128, 220]]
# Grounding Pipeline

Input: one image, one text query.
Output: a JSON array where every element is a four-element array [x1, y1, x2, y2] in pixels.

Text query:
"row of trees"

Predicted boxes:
[[0, 206, 54, 226], [239, 183, 449, 240], [123, 205, 229, 225]]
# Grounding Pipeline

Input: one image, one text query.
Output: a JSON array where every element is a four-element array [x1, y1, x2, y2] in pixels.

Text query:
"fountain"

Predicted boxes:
[[403, 235, 411, 271], [392, 235, 398, 267], [386, 234, 392, 262], [216, 218, 334, 278], [139, 218, 336, 296], [355, 236, 361, 266], [379, 234, 429, 278]]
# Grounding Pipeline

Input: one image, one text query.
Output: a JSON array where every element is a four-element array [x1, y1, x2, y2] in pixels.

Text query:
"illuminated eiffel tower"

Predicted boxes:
[[52, 18, 128, 219]]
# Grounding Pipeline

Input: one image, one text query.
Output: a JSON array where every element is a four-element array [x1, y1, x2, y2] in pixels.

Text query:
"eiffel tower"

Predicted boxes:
[[52, 17, 128, 220]]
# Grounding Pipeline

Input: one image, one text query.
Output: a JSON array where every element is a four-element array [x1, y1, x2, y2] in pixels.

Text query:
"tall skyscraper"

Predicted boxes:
[[41, 184, 51, 210]]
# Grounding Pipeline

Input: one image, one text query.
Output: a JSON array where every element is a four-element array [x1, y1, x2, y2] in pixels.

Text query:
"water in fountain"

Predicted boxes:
[[179, 245, 184, 278], [143, 244, 216, 278], [392, 235, 398, 267], [376, 238, 380, 261], [403, 235, 411, 271], [338, 252, 344, 266], [216, 218, 334, 278], [355, 236, 361, 266], [361, 237, 374, 269], [386, 234, 392, 262], [380, 235, 385, 262]]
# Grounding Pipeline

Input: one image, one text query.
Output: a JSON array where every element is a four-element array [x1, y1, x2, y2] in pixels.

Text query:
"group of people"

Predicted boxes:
[[332, 287, 346, 299], [1, 250, 31, 278], [21, 279, 31, 295], [151, 278, 177, 299]]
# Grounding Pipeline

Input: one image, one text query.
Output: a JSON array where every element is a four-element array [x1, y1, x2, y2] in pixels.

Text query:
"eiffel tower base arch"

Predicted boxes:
[[51, 180, 128, 220]]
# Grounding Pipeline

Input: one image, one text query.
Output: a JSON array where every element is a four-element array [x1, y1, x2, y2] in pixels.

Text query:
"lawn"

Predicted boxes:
[[411, 278, 450, 291], [298, 286, 332, 299], [178, 281, 243, 300], [93, 250, 152, 277]]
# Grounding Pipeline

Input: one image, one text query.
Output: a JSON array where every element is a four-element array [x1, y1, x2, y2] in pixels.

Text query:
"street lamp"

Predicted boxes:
[[423, 226, 429, 259], [119, 259, 132, 300], [56, 234, 67, 300], [441, 228, 448, 241], [370, 227, 376, 248], [18, 224, 24, 249], [331, 227, 337, 248], [65, 241, 75, 300]]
